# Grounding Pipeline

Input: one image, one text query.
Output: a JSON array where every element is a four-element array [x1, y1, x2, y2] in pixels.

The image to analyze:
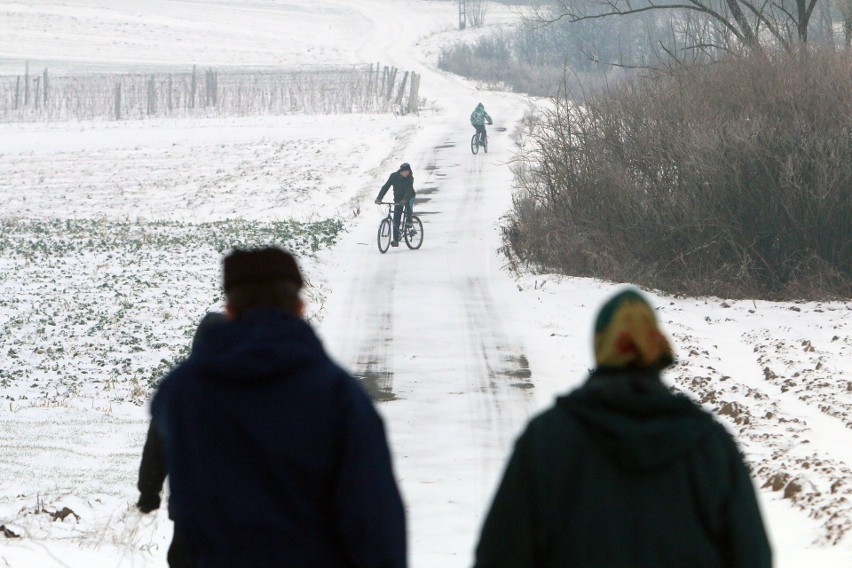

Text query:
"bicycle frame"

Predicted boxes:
[[471, 127, 488, 154], [377, 201, 405, 221], [376, 201, 422, 253]]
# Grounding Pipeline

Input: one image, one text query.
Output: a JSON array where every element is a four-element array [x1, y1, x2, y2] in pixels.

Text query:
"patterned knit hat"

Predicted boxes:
[[593, 288, 674, 370]]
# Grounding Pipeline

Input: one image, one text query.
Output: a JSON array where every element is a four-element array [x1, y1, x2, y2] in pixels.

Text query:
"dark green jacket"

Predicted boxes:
[[473, 369, 771, 568]]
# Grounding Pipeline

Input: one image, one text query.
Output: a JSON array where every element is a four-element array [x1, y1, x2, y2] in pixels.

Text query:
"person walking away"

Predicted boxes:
[[470, 103, 492, 147], [136, 311, 226, 568], [151, 247, 407, 567], [472, 287, 772, 568], [375, 162, 416, 247]]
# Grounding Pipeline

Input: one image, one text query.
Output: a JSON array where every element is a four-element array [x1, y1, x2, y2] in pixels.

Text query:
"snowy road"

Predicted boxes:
[[315, 14, 539, 558]]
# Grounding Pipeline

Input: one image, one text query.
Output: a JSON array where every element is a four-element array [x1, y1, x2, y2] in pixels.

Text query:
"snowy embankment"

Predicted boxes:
[[0, 1, 850, 567]]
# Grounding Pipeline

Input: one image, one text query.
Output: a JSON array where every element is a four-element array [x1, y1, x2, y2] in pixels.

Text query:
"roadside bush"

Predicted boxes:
[[505, 50, 852, 299], [438, 31, 564, 96], [437, 10, 675, 97]]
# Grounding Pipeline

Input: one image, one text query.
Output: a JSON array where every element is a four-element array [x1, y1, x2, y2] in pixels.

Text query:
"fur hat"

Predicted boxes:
[[593, 288, 674, 370], [223, 247, 304, 293]]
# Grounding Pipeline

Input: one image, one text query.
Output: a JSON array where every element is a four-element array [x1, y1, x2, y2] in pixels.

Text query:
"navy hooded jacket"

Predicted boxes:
[[151, 308, 407, 568]]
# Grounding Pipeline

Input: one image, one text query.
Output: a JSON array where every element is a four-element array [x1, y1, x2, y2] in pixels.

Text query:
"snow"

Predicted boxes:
[[0, 1, 850, 567]]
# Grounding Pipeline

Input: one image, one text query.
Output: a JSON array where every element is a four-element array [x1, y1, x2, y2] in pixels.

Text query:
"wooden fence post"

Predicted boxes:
[[395, 71, 409, 107], [42, 68, 49, 104], [408, 72, 420, 114], [368, 63, 375, 103], [114, 82, 122, 120], [147, 75, 157, 116], [205, 68, 217, 107], [382, 66, 388, 100], [191, 65, 197, 109], [24, 61, 29, 107], [386, 67, 397, 100]]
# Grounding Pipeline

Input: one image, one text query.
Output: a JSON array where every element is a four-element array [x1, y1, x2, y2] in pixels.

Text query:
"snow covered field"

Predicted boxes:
[[0, 1, 850, 566]]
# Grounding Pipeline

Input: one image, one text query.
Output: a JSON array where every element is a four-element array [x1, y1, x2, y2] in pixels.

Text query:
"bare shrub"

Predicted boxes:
[[437, 14, 654, 97], [437, 31, 608, 96], [507, 49, 852, 299], [467, 0, 489, 28]]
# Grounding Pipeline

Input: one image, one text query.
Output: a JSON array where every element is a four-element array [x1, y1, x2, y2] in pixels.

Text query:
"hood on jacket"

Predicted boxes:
[[559, 369, 716, 472], [188, 308, 326, 385], [476, 103, 485, 110]]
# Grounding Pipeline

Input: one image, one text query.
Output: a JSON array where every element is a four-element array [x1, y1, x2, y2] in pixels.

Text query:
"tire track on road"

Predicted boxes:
[[460, 275, 534, 446], [352, 269, 397, 401]]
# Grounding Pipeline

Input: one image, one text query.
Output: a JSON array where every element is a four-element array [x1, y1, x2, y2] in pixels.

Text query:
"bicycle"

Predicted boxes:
[[470, 129, 488, 155], [376, 202, 424, 253]]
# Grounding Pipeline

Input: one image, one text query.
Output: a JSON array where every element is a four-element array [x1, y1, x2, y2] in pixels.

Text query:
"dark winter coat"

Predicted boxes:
[[137, 312, 227, 518], [136, 422, 168, 514], [473, 369, 772, 568], [151, 308, 407, 568], [377, 171, 415, 204]]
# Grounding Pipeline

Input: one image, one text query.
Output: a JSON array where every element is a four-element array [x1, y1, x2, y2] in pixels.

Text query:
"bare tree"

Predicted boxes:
[[535, 0, 826, 55], [838, 0, 852, 45], [467, 0, 489, 27]]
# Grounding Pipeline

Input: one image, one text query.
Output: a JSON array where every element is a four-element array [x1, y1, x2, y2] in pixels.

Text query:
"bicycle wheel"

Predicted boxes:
[[470, 133, 479, 155], [377, 218, 392, 253], [404, 216, 424, 250]]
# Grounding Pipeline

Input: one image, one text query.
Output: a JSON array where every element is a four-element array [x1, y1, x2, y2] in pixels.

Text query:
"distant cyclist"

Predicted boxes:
[[470, 102, 493, 146], [375, 162, 416, 247]]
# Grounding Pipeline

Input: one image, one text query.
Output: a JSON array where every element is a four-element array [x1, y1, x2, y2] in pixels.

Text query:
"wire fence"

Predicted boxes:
[[0, 63, 422, 122]]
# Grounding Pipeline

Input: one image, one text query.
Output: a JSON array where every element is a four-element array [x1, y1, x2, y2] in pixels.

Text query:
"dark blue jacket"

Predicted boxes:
[[151, 309, 406, 568]]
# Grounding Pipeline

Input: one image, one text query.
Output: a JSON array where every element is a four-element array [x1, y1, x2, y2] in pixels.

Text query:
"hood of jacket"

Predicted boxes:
[[558, 369, 716, 472], [188, 308, 326, 385]]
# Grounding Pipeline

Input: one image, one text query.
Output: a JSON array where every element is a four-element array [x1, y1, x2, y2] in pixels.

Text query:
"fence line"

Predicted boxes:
[[0, 63, 421, 122]]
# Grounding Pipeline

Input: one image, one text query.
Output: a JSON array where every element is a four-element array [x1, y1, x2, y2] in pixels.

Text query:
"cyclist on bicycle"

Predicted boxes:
[[375, 162, 416, 247], [470, 102, 493, 146]]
